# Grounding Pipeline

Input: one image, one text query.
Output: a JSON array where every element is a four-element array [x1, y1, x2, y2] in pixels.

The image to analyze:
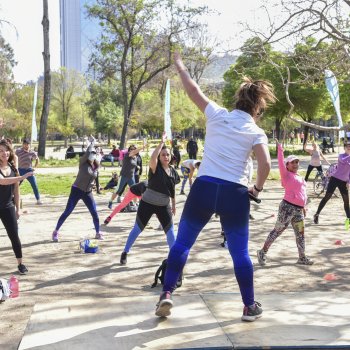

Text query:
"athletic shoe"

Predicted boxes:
[[104, 216, 112, 225], [297, 256, 314, 265], [108, 201, 113, 209], [345, 218, 350, 230], [36, 200, 43, 205], [95, 233, 104, 240], [241, 301, 262, 322], [120, 251, 127, 265], [180, 191, 185, 195], [257, 249, 267, 266], [18, 263, 28, 275], [155, 291, 173, 317], [116, 196, 122, 203], [249, 214, 255, 220], [52, 230, 59, 242], [313, 214, 319, 224]]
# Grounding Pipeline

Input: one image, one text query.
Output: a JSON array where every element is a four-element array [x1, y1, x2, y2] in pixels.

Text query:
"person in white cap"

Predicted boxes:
[[257, 139, 313, 266]]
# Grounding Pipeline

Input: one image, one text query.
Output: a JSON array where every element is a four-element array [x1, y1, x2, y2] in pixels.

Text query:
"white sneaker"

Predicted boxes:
[[36, 200, 43, 205]]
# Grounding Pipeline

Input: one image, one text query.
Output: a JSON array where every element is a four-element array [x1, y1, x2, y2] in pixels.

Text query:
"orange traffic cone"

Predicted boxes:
[[323, 273, 339, 281]]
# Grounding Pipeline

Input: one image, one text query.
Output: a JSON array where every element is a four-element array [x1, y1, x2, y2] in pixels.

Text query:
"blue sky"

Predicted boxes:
[[1, 0, 268, 83]]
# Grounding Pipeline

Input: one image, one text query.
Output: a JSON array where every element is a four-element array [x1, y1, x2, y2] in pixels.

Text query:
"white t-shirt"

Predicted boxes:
[[197, 101, 268, 186], [182, 159, 200, 169]]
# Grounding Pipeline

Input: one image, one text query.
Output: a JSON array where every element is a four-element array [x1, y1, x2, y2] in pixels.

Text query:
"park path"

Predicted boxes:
[[1, 175, 350, 349]]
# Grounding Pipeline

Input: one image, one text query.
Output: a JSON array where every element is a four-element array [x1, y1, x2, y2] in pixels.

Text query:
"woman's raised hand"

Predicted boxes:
[[173, 51, 186, 72], [162, 131, 167, 144]]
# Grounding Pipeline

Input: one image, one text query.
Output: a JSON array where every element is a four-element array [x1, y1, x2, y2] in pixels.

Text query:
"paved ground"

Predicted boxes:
[[1, 149, 349, 349], [18, 292, 350, 349]]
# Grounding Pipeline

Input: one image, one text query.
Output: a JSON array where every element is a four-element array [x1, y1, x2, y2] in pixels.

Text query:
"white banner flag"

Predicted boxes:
[[164, 79, 172, 140], [31, 81, 38, 142], [325, 70, 344, 138]]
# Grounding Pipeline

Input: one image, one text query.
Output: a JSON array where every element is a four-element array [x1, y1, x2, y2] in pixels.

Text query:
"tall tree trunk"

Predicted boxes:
[[303, 125, 310, 147], [119, 72, 129, 149], [38, 0, 51, 158], [275, 119, 282, 140]]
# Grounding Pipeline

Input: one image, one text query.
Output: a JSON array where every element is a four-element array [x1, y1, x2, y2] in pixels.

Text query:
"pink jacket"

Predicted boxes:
[[278, 144, 307, 207]]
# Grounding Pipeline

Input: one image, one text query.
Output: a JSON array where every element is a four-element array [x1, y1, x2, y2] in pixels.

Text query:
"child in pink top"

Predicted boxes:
[[257, 139, 313, 266]]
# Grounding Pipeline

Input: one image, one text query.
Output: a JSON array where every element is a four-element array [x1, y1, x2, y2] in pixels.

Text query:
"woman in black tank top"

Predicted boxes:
[[0, 139, 35, 275], [119, 132, 180, 265]]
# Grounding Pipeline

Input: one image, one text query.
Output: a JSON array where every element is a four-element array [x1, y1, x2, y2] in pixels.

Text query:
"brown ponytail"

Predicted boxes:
[[234, 77, 276, 116]]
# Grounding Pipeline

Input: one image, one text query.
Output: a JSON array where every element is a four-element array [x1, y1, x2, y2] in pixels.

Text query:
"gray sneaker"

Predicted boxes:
[[297, 256, 314, 265], [155, 291, 173, 317], [257, 249, 267, 266], [241, 301, 263, 322]]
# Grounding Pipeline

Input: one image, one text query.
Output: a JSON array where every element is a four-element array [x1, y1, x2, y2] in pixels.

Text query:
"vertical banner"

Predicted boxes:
[[31, 81, 38, 142], [325, 70, 344, 139], [164, 79, 172, 140]]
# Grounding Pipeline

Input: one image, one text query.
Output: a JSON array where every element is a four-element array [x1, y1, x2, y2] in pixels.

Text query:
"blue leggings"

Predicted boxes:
[[55, 186, 100, 233], [19, 168, 40, 200], [163, 176, 254, 306]]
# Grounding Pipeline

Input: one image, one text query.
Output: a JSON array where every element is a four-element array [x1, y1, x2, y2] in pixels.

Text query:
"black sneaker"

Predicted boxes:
[[120, 251, 127, 265], [314, 214, 319, 224], [241, 301, 262, 322], [155, 291, 173, 317], [180, 191, 185, 195], [18, 263, 28, 275], [249, 214, 255, 220], [104, 216, 112, 225]]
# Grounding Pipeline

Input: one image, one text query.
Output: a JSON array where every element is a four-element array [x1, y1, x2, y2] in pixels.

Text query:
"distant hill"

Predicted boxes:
[[201, 54, 237, 83]]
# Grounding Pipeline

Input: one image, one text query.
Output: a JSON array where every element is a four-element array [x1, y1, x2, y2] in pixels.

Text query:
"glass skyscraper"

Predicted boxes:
[[60, 0, 81, 71], [60, 0, 101, 74]]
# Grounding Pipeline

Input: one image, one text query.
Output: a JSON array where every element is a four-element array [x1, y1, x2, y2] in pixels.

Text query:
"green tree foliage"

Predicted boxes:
[[50, 68, 89, 144], [222, 37, 342, 141], [87, 79, 123, 143], [0, 34, 15, 87], [0, 83, 40, 140], [86, 0, 208, 148], [222, 38, 290, 138]]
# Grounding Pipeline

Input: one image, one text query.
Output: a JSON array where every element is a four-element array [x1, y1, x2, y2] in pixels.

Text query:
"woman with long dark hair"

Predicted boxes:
[[119, 133, 180, 265], [0, 139, 34, 274]]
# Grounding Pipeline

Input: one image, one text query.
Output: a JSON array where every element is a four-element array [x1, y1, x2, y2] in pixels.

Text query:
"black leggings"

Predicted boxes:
[[0, 206, 22, 259], [305, 165, 323, 181], [136, 199, 173, 232], [316, 176, 350, 218]]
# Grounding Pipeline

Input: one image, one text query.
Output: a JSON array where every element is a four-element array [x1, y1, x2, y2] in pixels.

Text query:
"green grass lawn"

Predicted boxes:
[[20, 173, 114, 196], [19, 168, 306, 197]]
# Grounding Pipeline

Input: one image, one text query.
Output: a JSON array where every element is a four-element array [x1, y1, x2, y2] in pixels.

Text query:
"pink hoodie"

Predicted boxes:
[[278, 144, 307, 207]]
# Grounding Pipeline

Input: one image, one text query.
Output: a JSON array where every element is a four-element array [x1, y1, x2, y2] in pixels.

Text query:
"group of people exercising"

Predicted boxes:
[[2, 51, 350, 324]]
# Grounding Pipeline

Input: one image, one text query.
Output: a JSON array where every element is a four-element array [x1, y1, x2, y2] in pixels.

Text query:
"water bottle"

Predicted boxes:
[[8, 275, 19, 298]]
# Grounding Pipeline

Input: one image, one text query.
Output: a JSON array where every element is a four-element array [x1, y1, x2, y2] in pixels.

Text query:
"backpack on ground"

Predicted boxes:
[[120, 203, 138, 213], [0, 278, 10, 302], [151, 259, 183, 289]]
